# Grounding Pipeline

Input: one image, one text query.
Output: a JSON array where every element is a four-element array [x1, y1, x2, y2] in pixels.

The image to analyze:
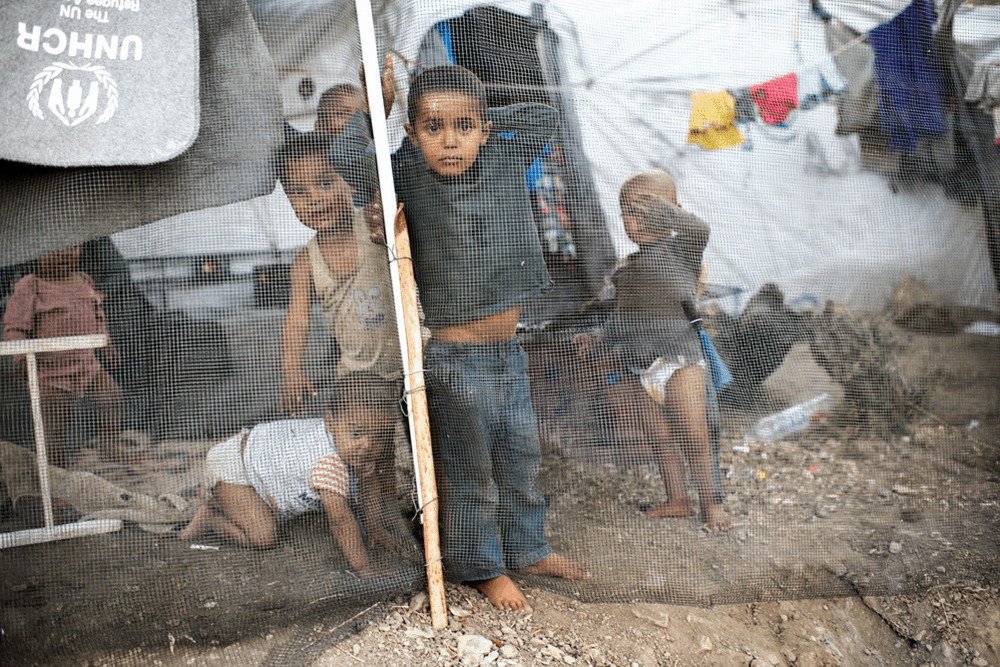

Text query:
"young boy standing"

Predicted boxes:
[[608, 170, 729, 531], [277, 131, 402, 416], [337, 64, 587, 610]]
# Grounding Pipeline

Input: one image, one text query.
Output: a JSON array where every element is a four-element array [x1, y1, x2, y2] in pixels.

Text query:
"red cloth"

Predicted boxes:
[[750, 73, 798, 125], [2, 273, 108, 393]]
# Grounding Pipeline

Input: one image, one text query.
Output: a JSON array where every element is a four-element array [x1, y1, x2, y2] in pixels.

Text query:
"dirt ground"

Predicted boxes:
[[1, 319, 998, 667]]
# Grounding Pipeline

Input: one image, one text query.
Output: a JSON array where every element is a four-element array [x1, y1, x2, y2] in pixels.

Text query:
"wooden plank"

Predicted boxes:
[[393, 206, 448, 630], [25, 354, 55, 529]]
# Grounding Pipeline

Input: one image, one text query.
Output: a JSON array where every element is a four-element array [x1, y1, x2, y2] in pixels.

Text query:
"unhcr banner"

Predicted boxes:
[[1, 0, 199, 166]]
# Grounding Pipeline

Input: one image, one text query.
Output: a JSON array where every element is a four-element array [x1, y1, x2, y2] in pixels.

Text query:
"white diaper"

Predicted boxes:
[[636, 356, 706, 405]]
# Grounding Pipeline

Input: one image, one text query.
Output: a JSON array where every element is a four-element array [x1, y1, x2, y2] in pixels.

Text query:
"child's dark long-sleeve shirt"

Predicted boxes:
[[333, 104, 558, 328], [609, 203, 709, 368]]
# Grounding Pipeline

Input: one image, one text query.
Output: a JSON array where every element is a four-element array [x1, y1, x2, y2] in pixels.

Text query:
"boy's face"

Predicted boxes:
[[316, 92, 365, 137], [284, 154, 354, 234], [326, 406, 390, 474], [405, 92, 490, 177]]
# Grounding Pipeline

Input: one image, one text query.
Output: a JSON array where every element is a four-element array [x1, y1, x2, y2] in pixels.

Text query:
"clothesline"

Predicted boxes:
[[388, 25, 867, 99]]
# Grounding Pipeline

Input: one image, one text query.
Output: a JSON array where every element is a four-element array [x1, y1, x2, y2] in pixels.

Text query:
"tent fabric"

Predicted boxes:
[[122, 0, 997, 312], [0, 0, 200, 167], [0, 0, 283, 268], [965, 61, 1000, 110], [8, 0, 996, 314], [815, 0, 912, 33], [937, 0, 1000, 290]]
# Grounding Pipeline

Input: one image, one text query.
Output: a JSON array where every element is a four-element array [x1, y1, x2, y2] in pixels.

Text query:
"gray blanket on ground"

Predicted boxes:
[[0, 440, 198, 533]]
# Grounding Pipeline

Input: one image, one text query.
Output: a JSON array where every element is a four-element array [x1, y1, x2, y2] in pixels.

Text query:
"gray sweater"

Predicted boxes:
[[332, 104, 557, 328], [608, 202, 709, 368]]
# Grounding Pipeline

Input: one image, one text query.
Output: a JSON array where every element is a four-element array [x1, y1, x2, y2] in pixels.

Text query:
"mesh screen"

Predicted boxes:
[[1, 0, 999, 664]]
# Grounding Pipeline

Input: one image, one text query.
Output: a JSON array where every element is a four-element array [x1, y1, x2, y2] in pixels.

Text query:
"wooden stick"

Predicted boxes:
[[393, 206, 448, 630]]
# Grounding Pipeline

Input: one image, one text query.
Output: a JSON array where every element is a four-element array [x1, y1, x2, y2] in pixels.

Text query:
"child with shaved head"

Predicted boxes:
[[584, 169, 729, 531]]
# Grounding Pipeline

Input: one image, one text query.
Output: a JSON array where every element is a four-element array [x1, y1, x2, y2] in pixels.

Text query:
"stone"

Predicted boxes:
[[409, 591, 429, 612], [698, 636, 714, 654], [404, 626, 434, 639], [500, 644, 518, 659], [889, 541, 903, 554], [457, 634, 493, 662], [450, 606, 474, 619], [632, 605, 670, 628], [542, 644, 565, 660]]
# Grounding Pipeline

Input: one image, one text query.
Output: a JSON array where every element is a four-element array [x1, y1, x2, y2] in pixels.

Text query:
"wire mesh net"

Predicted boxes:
[[1, 0, 999, 665]]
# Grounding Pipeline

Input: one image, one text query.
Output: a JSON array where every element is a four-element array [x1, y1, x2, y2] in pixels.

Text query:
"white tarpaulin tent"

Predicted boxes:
[[111, 0, 1000, 313]]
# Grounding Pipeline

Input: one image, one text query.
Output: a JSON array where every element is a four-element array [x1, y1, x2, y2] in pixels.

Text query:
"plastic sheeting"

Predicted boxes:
[[113, 0, 998, 312]]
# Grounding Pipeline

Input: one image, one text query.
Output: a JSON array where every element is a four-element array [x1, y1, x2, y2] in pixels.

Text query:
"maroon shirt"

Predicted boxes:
[[2, 273, 108, 392]]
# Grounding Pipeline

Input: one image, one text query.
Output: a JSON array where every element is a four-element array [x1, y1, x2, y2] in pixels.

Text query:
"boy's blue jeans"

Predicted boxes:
[[424, 338, 553, 582]]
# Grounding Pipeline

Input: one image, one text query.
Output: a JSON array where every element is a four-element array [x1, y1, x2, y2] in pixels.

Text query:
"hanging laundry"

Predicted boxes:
[[797, 55, 847, 111], [964, 61, 1000, 144], [687, 91, 745, 150], [729, 88, 757, 123], [749, 73, 798, 125], [867, 0, 946, 152]]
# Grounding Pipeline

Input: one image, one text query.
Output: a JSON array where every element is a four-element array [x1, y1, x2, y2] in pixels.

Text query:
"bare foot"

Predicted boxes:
[[702, 503, 731, 532], [517, 553, 590, 580], [642, 500, 695, 518], [468, 575, 531, 611], [177, 504, 214, 540]]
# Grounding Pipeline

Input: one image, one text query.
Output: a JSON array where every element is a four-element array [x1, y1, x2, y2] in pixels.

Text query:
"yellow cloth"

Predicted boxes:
[[687, 91, 745, 150]]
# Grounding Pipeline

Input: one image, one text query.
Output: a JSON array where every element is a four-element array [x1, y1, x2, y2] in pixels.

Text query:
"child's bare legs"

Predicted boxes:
[[38, 385, 75, 466], [605, 364, 648, 456], [662, 366, 730, 531], [84, 369, 139, 465], [623, 378, 693, 518], [178, 482, 279, 548]]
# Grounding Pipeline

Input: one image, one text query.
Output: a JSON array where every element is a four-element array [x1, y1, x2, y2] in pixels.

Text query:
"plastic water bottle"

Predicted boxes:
[[752, 393, 833, 441]]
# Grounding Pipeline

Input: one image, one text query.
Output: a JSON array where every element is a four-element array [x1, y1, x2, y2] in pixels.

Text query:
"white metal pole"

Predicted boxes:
[[354, 0, 448, 629], [25, 352, 54, 530]]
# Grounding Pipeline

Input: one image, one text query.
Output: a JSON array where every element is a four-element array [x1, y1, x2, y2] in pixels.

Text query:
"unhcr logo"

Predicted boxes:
[[27, 62, 118, 126]]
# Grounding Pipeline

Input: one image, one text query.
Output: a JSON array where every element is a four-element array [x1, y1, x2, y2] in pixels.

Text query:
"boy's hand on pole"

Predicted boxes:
[[360, 54, 395, 118]]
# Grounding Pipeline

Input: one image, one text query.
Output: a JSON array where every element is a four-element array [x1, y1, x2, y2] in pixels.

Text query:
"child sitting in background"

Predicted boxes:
[[179, 372, 403, 576], [2, 245, 139, 467], [579, 170, 730, 531]]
